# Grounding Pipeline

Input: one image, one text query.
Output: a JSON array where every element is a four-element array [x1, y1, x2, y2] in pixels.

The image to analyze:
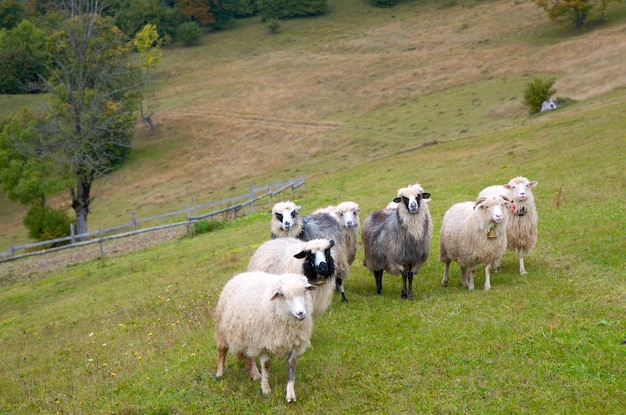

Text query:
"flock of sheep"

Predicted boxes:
[[214, 176, 538, 402]]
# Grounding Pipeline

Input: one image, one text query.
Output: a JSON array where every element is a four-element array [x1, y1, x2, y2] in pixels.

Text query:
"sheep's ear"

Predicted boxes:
[[422, 192, 431, 199], [306, 285, 318, 291], [393, 197, 401, 203], [328, 239, 335, 248], [294, 251, 307, 259], [270, 292, 282, 301], [529, 181, 538, 188], [474, 197, 486, 209], [295, 205, 302, 212], [501, 195, 514, 208], [268, 209, 273, 214]]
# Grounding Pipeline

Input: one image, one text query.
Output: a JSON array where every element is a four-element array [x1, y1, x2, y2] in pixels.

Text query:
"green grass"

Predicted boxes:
[[1, 1, 626, 413], [1, 96, 625, 413]]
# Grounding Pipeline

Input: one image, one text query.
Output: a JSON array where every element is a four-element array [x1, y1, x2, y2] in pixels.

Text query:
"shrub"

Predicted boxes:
[[177, 21, 202, 46], [258, 0, 328, 20], [23, 205, 72, 243], [368, 0, 400, 7], [523, 76, 557, 115]]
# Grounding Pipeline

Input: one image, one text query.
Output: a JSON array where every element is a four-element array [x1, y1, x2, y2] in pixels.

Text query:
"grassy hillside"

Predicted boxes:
[[0, 0, 625, 413], [1, 0, 625, 246]]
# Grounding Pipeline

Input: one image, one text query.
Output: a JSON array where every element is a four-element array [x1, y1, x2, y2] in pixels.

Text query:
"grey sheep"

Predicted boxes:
[[362, 184, 433, 300]]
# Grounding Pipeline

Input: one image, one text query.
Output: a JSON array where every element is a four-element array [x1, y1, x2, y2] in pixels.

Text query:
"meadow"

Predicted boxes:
[[0, 0, 625, 413]]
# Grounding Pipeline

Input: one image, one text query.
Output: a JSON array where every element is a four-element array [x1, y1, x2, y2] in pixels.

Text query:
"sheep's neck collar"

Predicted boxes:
[[487, 228, 497, 239], [515, 206, 527, 216]]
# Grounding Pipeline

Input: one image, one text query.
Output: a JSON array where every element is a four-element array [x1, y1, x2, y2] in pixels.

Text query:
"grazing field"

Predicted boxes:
[[1, 0, 625, 413]]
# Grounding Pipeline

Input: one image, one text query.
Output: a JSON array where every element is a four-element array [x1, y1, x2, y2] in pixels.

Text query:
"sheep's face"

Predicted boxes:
[[294, 240, 335, 279], [336, 206, 360, 229], [272, 203, 301, 231], [271, 280, 317, 321], [505, 178, 537, 202], [393, 192, 431, 214], [474, 196, 508, 224]]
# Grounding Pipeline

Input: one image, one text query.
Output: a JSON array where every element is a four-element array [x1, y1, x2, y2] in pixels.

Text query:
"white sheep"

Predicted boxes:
[[361, 184, 433, 300], [214, 271, 317, 402], [439, 195, 512, 291], [270, 201, 351, 303], [312, 201, 361, 302], [248, 237, 337, 320], [479, 176, 538, 275]]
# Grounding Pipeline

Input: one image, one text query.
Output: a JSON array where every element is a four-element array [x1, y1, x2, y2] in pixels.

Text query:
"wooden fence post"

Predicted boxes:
[[131, 212, 137, 231], [186, 203, 192, 233], [70, 223, 75, 244], [98, 229, 104, 259], [9, 244, 14, 257], [249, 182, 255, 214]]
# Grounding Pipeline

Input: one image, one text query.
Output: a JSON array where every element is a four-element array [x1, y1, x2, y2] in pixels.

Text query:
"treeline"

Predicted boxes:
[[0, 0, 331, 94]]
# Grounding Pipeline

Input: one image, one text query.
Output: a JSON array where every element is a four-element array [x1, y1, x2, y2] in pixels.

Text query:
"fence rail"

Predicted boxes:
[[0, 177, 305, 263]]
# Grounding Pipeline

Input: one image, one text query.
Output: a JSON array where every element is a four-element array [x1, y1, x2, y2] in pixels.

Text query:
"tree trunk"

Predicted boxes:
[[72, 173, 92, 238]]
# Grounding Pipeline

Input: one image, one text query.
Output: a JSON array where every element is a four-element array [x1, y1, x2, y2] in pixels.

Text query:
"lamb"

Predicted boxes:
[[248, 237, 337, 320], [270, 201, 350, 303], [214, 271, 317, 402], [478, 176, 538, 275], [439, 195, 512, 291], [312, 201, 361, 302], [361, 184, 433, 300]]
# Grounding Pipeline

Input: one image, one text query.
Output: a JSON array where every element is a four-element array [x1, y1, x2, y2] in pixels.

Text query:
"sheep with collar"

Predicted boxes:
[[214, 271, 317, 402], [248, 237, 337, 320], [361, 184, 433, 300], [439, 195, 512, 291], [479, 176, 538, 275]]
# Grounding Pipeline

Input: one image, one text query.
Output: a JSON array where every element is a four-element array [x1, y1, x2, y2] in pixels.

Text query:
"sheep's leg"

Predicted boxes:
[[245, 357, 261, 380], [460, 266, 469, 288], [335, 277, 348, 303], [259, 354, 271, 395], [374, 270, 384, 294], [442, 260, 451, 287], [518, 250, 527, 275], [468, 266, 476, 291], [286, 351, 297, 403], [215, 346, 228, 379], [401, 270, 415, 300], [484, 264, 492, 291]]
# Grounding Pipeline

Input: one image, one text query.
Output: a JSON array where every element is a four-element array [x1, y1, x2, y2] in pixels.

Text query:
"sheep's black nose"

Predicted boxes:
[[315, 262, 328, 273]]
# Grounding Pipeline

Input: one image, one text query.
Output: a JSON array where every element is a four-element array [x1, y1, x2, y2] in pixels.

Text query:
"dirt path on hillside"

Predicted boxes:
[[0, 226, 187, 285]]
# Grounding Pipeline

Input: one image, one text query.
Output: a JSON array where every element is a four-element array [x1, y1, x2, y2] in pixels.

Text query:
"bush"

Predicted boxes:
[[177, 21, 202, 46], [523, 76, 557, 115], [258, 0, 328, 20], [23, 205, 72, 243], [368, 0, 400, 7]]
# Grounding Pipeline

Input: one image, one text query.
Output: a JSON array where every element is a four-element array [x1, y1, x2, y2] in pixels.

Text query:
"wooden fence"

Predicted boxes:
[[0, 177, 305, 263]]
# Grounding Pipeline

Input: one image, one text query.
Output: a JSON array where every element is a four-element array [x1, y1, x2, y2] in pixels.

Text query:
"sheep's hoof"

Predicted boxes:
[[341, 294, 348, 303]]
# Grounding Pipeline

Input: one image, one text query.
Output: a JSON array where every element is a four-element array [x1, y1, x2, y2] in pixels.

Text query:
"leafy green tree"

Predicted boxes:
[[134, 23, 162, 130], [0, 111, 68, 207], [0, 19, 47, 93], [23, 0, 145, 237], [534, 0, 617, 29], [0, 0, 25, 29]]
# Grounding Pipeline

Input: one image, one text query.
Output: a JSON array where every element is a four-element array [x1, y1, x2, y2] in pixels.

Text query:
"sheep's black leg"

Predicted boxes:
[[335, 278, 348, 303], [407, 270, 415, 300], [374, 270, 383, 294], [401, 270, 415, 300], [401, 271, 408, 298]]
